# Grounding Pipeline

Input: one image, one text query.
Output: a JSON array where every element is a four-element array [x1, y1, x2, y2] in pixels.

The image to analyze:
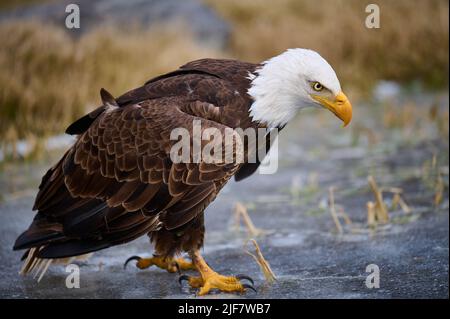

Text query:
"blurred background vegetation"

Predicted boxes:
[[208, 0, 449, 89], [0, 1, 447, 298], [0, 0, 448, 160]]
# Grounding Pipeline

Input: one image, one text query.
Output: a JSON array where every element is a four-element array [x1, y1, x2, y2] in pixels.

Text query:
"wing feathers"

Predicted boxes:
[[17, 71, 250, 259]]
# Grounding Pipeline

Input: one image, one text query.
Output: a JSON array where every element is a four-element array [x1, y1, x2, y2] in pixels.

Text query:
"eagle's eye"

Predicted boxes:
[[312, 82, 324, 92]]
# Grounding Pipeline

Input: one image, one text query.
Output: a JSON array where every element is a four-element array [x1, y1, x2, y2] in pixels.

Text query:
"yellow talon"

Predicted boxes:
[[124, 255, 195, 273], [181, 250, 256, 295], [198, 274, 246, 296], [185, 276, 204, 288]]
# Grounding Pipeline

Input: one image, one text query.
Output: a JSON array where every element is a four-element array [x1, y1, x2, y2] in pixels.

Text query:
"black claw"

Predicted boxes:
[[123, 256, 141, 269], [178, 275, 190, 286], [236, 274, 254, 286], [242, 284, 257, 293]]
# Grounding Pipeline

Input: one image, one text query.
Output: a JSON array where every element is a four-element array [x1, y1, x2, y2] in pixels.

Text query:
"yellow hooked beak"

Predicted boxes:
[[312, 92, 352, 127]]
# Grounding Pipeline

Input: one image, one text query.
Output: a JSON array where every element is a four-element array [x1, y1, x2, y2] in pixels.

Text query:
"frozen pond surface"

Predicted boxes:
[[0, 175, 448, 299], [0, 94, 448, 299]]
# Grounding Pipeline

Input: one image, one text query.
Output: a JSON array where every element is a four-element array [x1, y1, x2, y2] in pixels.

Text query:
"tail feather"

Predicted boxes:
[[19, 247, 93, 282], [14, 229, 64, 251], [19, 247, 53, 283]]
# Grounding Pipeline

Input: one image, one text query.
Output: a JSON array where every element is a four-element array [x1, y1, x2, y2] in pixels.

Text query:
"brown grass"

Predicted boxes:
[[233, 202, 266, 237], [0, 0, 55, 10], [1, 1, 448, 157], [206, 0, 449, 91], [245, 239, 276, 283], [328, 187, 343, 234], [367, 175, 390, 223], [0, 21, 223, 154]]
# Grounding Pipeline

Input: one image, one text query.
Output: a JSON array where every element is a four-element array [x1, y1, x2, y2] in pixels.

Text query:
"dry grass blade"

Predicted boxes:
[[328, 187, 343, 234], [390, 191, 411, 213], [397, 195, 411, 213], [391, 193, 401, 211], [421, 154, 445, 207], [234, 202, 264, 237], [337, 207, 352, 225], [434, 173, 444, 207], [245, 239, 276, 283], [367, 176, 389, 223], [367, 201, 376, 227]]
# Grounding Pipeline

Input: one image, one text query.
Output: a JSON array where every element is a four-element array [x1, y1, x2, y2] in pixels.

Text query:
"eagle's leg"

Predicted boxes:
[[124, 254, 195, 273], [180, 249, 256, 295]]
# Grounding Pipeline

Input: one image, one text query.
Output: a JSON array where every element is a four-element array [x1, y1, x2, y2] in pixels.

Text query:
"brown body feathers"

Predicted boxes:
[[14, 59, 273, 261]]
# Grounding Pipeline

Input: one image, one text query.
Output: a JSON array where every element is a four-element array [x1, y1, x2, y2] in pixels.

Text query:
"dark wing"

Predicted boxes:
[[65, 69, 221, 136], [66, 58, 259, 137], [14, 96, 242, 258], [234, 125, 285, 181], [65, 88, 118, 135]]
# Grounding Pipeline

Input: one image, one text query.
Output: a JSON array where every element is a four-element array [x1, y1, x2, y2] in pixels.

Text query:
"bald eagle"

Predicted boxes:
[[13, 48, 352, 295]]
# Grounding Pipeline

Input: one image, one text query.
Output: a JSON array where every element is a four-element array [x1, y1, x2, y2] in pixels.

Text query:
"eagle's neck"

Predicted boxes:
[[247, 62, 300, 128]]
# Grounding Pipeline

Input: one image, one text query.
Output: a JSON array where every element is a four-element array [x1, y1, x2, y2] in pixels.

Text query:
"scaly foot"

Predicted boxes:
[[179, 273, 255, 296], [179, 250, 256, 295], [124, 255, 195, 273]]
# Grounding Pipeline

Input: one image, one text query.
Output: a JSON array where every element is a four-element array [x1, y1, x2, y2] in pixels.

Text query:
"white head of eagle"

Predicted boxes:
[[248, 48, 352, 128]]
